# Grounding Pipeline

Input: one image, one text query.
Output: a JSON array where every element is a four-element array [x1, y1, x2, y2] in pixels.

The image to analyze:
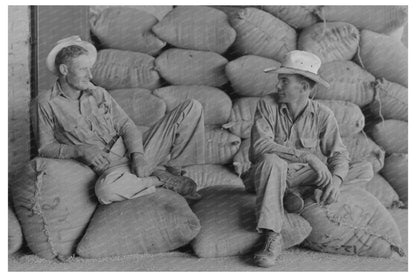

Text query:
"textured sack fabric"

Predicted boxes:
[[317, 6, 408, 34], [90, 7, 166, 55], [261, 5, 320, 29], [204, 127, 241, 165], [109, 88, 166, 127], [317, 100, 365, 137], [342, 133, 385, 173], [182, 164, 244, 190], [358, 30, 408, 87], [90, 5, 173, 21], [229, 8, 296, 62], [363, 174, 403, 209], [8, 206, 23, 254], [11, 158, 98, 260], [233, 138, 251, 177], [369, 120, 408, 154], [301, 187, 404, 258], [314, 60, 376, 107], [225, 55, 280, 97], [369, 78, 408, 122], [155, 48, 228, 87], [298, 22, 360, 63], [152, 6, 236, 54], [76, 188, 200, 258], [223, 97, 261, 139], [380, 154, 408, 207], [92, 49, 161, 90], [153, 85, 232, 126], [191, 185, 312, 258]]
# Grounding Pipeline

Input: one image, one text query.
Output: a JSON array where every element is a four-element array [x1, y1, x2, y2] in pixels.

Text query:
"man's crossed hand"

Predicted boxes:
[[306, 154, 342, 205], [77, 144, 111, 172]]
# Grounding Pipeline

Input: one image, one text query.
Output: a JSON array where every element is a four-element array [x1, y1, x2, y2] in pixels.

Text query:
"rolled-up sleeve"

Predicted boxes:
[[37, 101, 77, 159], [319, 112, 350, 181], [250, 98, 310, 163]]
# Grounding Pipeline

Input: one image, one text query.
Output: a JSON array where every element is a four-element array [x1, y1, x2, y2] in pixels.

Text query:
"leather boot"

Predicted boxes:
[[253, 231, 283, 267]]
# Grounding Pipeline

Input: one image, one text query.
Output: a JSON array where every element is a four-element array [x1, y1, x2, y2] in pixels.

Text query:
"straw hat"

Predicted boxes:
[[46, 35, 97, 75], [264, 50, 330, 88]]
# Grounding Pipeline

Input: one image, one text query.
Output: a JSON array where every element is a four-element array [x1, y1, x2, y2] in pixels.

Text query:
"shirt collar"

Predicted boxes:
[[279, 99, 315, 118], [51, 79, 92, 100]]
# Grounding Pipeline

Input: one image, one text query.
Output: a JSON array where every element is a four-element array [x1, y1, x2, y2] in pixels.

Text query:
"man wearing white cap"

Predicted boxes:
[[36, 36, 205, 204], [248, 50, 363, 267]]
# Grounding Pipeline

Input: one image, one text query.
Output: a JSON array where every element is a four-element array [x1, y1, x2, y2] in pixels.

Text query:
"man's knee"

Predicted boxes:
[[255, 153, 288, 171], [181, 99, 203, 117], [95, 173, 121, 205]]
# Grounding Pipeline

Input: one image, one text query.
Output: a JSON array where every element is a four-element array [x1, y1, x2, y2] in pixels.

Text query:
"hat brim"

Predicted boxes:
[[265, 67, 330, 88], [46, 40, 97, 75]]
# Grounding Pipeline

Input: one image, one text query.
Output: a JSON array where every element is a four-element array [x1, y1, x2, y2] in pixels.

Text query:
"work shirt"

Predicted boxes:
[[37, 80, 144, 160], [250, 95, 350, 181]]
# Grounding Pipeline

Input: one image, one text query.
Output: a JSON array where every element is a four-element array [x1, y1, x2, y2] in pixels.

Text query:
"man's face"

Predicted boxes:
[[275, 74, 304, 104], [64, 54, 93, 91]]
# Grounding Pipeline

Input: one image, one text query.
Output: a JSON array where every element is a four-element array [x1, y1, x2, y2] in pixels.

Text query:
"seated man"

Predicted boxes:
[[248, 50, 372, 267], [37, 36, 205, 204]]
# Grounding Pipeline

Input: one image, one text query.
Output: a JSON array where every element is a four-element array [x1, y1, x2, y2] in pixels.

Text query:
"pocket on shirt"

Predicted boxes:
[[300, 137, 318, 149]]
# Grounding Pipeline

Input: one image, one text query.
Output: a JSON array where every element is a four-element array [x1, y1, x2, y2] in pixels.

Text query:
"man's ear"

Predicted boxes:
[[58, 64, 68, 76], [300, 80, 309, 92]]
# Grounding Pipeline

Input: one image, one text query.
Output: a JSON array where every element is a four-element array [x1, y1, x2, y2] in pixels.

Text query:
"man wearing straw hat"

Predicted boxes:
[[248, 50, 361, 267], [36, 36, 204, 204]]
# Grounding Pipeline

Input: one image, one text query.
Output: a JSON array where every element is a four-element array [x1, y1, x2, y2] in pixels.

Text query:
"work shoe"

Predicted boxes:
[[253, 231, 283, 267], [152, 168, 201, 201], [283, 190, 304, 213]]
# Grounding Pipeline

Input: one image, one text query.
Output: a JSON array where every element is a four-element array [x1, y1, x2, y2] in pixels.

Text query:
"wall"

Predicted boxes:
[[8, 6, 31, 189]]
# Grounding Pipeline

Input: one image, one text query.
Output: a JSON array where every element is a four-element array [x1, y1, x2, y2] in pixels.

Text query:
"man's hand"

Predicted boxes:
[[77, 144, 111, 172], [320, 175, 342, 205], [306, 155, 332, 187], [130, 152, 151, 178]]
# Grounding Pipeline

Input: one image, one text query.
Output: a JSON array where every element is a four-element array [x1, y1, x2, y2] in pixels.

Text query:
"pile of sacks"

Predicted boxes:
[[10, 5, 407, 262]]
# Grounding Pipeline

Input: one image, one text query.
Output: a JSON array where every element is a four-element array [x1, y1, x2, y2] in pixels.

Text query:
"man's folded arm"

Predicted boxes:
[[250, 99, 312, 164]]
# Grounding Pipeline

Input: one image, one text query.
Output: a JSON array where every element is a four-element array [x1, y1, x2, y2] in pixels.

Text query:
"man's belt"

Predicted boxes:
[[104, 134, 120, 153]]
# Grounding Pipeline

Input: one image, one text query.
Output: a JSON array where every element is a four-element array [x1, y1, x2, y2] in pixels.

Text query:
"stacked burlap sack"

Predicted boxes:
[[11, 5, 407, 261]]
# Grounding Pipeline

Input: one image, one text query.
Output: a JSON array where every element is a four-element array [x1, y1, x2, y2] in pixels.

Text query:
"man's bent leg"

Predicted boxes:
[[143, 99, 205, 171], [342, 161, 374, 187], [95, 164, 163, 205]]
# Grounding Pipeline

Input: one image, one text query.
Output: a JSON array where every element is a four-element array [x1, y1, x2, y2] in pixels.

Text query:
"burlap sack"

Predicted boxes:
[[369, 78, 408, 122], [357, 30, 408, 87], [233, 138, 251, 177], [316, 6, 408, 34], [182, 164, 244, 190], [261, 6, 320, 29], [109, 88, 166, 127], [223, 97, 261, 139], [90, 5, 173, 21], [301, 187, 404, 258], [313, 60, 376, 107], [380, 153, 408, 207], [152, 6, 236, 54], [229, 8, 296, 62], [225, 55, 280, 97], [298, 22, 360, 63], [92, 49, 161, 90], [369, 120, 408, 154], [204, 127, 241, 165], [8, 206, 23, 254], [155, 48, 228, 87], [342, 133, 385, 173], [12, 158, 97, 260], [76, 189, 200, 258], [191, 185, 312, 258], [317, 100, 364, 137], [153, 85, 232, 126], [363, 174, 403, 209], [90, 7, 166, 55]]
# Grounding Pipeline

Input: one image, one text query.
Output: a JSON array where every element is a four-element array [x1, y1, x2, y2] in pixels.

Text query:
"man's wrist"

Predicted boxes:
[[131, 152, 144, 159]]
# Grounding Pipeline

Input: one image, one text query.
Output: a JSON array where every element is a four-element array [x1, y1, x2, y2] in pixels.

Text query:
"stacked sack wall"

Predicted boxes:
[[11, 5, 407, 259]]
